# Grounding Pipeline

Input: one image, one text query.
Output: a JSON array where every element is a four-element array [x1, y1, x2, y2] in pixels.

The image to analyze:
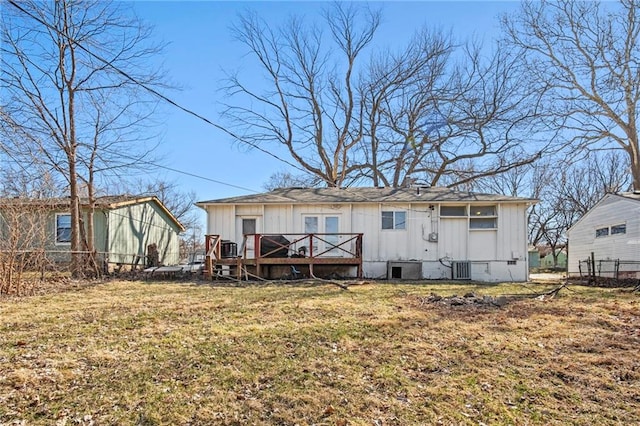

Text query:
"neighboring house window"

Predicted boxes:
[[611, 224, 626, 235], [440, 206, 466, 216], [56, 213, 71, 244], [382, 211, 406, 230], [595, 227, 609, 238]]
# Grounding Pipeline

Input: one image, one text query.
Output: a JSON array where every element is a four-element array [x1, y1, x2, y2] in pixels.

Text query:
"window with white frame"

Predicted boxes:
[[470, 205, 496, 216], [440, 205, 466, 216], [469, 205, 497, 229], [381, 211, 406, 230], [595, 227, 609, 238], [469, 217, 497, 229], [441, 204, 498, 229], [611, 224, 626, 235], [55, 213, 71, 244]]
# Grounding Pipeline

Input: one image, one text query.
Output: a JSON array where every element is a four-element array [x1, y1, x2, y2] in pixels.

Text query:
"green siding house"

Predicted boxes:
[[0, 195, 185, 269], [540, 250, 567, 270]]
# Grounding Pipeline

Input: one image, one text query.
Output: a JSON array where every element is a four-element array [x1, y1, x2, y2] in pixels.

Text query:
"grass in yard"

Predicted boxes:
[[1, 280, 639, 425]]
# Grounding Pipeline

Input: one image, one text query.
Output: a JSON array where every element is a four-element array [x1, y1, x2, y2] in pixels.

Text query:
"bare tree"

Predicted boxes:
[[1, 0, 165, 276], [479, 151, 631, 268], [123, 179, 198, 231], [222, 3, 381, 188], [355, 27, 454, 187], [0, 200, 52, 295], [502, 0, 640, 190], [262, 171, 324, 191], [223, 4, 550, 189], [359, 39, 549, 188]]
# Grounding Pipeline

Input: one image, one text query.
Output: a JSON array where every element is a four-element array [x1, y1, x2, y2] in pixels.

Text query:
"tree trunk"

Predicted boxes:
[[627, 137, 640, 191]]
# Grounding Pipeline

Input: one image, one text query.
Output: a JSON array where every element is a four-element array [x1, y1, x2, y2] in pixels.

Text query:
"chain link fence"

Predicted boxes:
[[578, 258, 640, 281]]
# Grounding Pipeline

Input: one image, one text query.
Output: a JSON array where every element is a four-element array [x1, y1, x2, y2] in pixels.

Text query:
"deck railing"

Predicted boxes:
[[204, 233, 363, 279]]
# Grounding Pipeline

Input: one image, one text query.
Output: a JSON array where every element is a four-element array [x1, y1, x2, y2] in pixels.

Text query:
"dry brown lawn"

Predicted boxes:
[[0, 280, 639, 425]]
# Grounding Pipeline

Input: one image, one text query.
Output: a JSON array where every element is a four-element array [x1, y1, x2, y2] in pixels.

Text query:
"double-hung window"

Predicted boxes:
[[382, 211, 406, 230]]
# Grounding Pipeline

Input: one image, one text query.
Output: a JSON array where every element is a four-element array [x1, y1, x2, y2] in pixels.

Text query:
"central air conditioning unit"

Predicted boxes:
[[452, 261, 471, 280]]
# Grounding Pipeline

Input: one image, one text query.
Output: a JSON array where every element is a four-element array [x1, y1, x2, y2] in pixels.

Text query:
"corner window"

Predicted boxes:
[[469, 205, 497, 230], [56, 213, 71, 244], [441, 204, 498, 230], [382, 211, 406, 230], [611, 224, 626, 235], [595, 227, 609, 238]]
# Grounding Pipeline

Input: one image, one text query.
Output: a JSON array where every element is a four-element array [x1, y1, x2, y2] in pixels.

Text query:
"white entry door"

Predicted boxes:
[[304, 215, 341, 256]]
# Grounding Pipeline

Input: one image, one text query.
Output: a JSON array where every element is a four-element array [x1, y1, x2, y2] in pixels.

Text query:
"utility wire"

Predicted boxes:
[[6, 0, 309, 177], [5, 0, 498, 213], [97, 147, 260, 194], [5, 0, 401, 206]]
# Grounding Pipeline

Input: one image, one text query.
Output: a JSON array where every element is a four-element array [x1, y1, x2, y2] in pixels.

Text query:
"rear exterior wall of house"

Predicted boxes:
[[204, 201, 530, 282]]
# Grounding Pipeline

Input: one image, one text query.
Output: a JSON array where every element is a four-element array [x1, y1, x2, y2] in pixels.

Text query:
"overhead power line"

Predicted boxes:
[[5, 0, 309, 178], [5, 0, 449, 211]]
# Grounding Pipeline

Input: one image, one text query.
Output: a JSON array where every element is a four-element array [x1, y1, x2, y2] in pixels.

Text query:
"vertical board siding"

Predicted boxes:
[[469, 231, 497, 260], [352, 204, 379, 260], [496, 204, 527, 261], [207, 205, 235, 241], [440, 218, 467, 260], [108, 201, 182, 265], [264, 205, 293, 233], [92, 210, 108, 255]]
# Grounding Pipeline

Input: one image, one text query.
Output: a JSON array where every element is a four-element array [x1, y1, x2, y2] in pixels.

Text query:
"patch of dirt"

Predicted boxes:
[[418, 292, 512, 308]]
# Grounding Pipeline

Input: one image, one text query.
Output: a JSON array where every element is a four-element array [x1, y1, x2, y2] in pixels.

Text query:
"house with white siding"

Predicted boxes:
[[196, 187, 536, 282], [566, 192, 640, 278]]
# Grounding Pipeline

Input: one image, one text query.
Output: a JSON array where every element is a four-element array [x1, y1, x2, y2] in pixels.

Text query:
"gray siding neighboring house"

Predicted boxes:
[[196, 187, 537, 282], [0, 195, 185, 268], [566, 192, 640, 277]]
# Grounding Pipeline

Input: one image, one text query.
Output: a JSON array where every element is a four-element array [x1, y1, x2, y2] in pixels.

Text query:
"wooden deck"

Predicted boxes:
[[204, 233, 363, 280]]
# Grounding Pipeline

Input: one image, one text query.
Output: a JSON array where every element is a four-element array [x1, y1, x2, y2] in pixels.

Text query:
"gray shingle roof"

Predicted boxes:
[[0, 195, 185, 231], [0, 195, 155, 208], [196, 187, 537, 205]]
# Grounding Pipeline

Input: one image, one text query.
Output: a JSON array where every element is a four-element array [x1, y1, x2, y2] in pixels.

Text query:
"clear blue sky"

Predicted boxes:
[[130, 1, 520, 205]]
